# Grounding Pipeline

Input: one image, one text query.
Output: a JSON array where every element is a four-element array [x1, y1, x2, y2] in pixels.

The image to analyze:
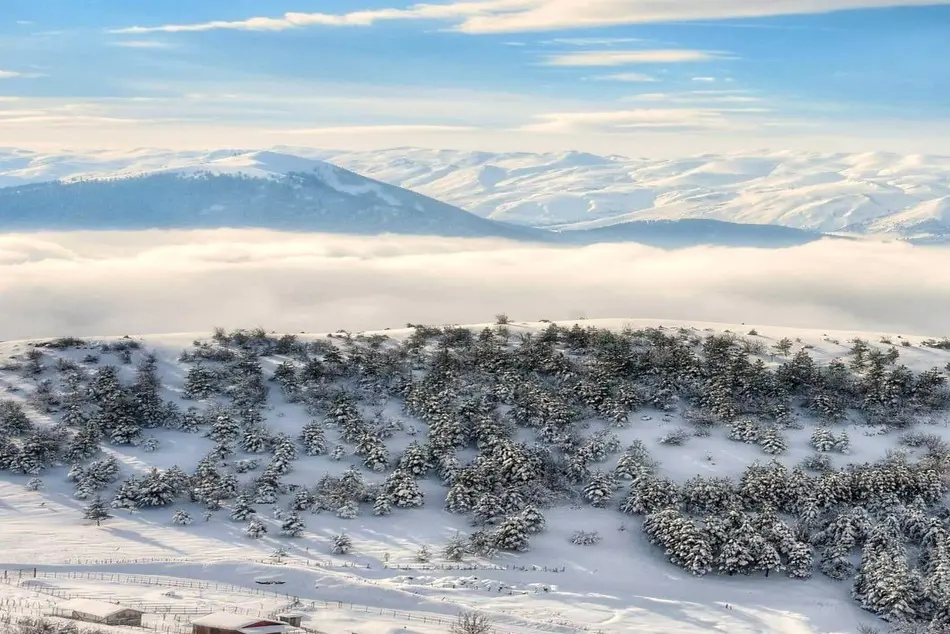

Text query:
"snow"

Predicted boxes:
[[55, 598, 138, 618], [4, 146, 950, 241], [191, 612, 284, 631], [1, 318, 949, 634]]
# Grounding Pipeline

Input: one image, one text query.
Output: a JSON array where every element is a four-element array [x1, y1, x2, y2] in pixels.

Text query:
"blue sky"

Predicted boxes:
[[1, 0, 949, 154]]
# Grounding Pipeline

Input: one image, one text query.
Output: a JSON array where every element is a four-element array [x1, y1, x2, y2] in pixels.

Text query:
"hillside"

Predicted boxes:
[[315, 147, 950, 243], [1, 319, 950, 634], [0, 149, 827, 249], [4, 147, 950, 243], [0, 152, 547, 241]]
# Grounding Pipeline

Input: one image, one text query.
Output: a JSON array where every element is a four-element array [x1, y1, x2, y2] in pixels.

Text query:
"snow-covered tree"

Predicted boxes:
[[245, 516, 267, 539], [230, 494, 256, 522], [383, 469, 424, 508], [416, 544, 432, 563], [299, 421, 328, 456], [280, 511, 305, 537], [331, 532, 352, 554], [583, 471, 617, 508], [443, 531, 468, 562], [520, 505, 546, 534], [172, 509, 193, 525], [83, 495, 112, 526], [758, 427, 788, 455]]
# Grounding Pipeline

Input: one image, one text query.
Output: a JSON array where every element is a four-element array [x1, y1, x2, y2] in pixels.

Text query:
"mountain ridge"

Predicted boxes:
[[0, 148, 831, 248]]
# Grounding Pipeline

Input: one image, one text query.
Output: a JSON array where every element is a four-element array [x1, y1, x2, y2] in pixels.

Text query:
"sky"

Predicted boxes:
[[1, 0, 949, 155]]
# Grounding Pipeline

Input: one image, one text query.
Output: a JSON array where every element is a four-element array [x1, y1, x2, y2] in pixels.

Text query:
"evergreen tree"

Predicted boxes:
[[230, 494, 256, 521], [443, 531, 468, 562], [583, 471, 616, 508], [331, 532, 352, 554], [245, 516, 267, 539], [183, 364, 218, 400], [520, 505, 546, 534], [493, 516, 530, 552], [299, 421, 328, 456], [172, 509, 193, 525], [373, 494, 393, 517], [416, 544, 432, 563], [758, 427, 788, 455], [83, 495, 112, 526], [280, 511, 305, 537], [383, 469, 424, 508]]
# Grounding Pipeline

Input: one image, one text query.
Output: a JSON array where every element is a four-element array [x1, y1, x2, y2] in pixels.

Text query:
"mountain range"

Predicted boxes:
[[2, 146, 947, 245]]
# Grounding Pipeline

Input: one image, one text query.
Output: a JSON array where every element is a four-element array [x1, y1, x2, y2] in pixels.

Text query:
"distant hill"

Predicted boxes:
[[0, 148, 832, 248]]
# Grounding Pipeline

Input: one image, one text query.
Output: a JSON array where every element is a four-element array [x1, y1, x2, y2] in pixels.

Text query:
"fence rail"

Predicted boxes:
[[1, 567, 593, 634]]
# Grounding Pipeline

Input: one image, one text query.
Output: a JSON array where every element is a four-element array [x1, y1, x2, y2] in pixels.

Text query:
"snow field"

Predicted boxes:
[[1, 319, 949, 634]]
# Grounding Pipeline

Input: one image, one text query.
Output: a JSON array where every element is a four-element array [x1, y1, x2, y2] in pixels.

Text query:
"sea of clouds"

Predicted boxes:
[[1, 229, 949, 340]]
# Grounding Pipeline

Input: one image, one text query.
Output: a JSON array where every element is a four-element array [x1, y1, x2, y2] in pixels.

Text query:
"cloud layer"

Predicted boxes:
[[1, 230, 949, 341], [110, 0, 950, 34]]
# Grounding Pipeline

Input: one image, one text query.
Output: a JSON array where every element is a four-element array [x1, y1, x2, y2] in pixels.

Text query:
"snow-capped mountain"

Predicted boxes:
[[0, 150, 549, 241], [311, 147, 950, 242], [3, 146, 946, 242], [0, 148, 828, 248]]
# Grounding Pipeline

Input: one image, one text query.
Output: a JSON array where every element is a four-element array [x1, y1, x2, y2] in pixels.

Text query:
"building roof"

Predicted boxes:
[[191, 613, 285, 630], [57, 599, 139, 619]]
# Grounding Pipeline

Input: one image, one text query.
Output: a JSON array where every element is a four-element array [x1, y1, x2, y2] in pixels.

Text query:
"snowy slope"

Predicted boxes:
[[0, 151, 549, 241], [4, 146, 949, 242], [1, 318, 950, 634], [315, 148, 950, 241]]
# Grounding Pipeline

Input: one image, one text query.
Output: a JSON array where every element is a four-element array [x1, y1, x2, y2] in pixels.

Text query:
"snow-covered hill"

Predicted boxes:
[[3, 146, 948, 243], [315, 148, 950, 242], [0, 148, 827, 248], [1, 318, 950, 634], [0, 151, 547, 241]]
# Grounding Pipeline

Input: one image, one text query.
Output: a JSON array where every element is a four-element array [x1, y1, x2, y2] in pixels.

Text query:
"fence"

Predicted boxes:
[[0, 568, 595, 634], [57, 556, 567, 574]]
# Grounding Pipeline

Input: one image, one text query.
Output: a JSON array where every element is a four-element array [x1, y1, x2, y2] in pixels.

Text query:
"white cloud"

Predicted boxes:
[[692, 76, 717, 82], [110, 40, 175, 49], [2, 230, 949, 340], [588, 73, 658, 82], [622, 92, 763, 104], [107, 0, 950, 35], [543, 37, 645, 45], [544, 49, 722, 67], [518, 108, 744, 132], [0, 70, 44, 79], [274, 124, 481, 134]]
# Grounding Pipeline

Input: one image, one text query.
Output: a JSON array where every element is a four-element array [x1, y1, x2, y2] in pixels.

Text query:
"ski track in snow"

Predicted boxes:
[[1, 318, 949, 634]]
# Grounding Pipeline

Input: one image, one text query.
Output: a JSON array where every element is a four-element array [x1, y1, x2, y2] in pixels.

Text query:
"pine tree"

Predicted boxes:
[[810, 426, 837, 452], [416, 544, 432, 563], [583, 471, 616, 508], [759, 427, 788, 455], [172, 509, 193, 525], [373, 494, 393, 517], [331, 532, 352, 554], [520, 506, 546, 534], [399, 441, 433, 477], [493, 516, 530, 552], [443, 531, 468, 562], [280, 511, 305, 537], [336, 501, 359, 519], [83, 495, 112, 526], [183, 364, 218, 400], [230, 494, 256, 522], [245, 516, 267, 539], [299, 421, 328, 456], [384, 469, 424, 508]]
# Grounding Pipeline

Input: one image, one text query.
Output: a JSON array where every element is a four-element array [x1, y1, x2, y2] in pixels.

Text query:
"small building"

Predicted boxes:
[[191, 613, 288, 634], [55, 599, 143, 626], [275, 613, 303, 628]]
